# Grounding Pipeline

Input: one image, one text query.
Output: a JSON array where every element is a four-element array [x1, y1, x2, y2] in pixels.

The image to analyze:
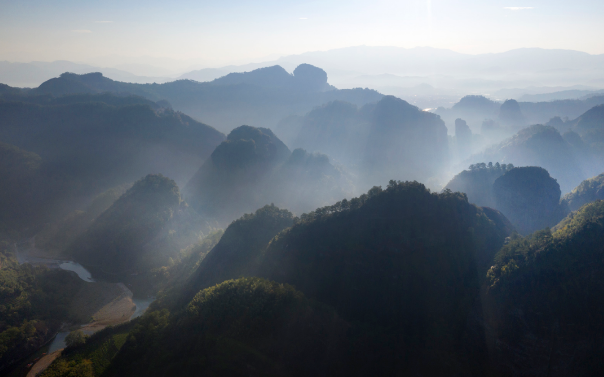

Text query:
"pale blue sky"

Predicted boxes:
[[1, 0, 603, 69]]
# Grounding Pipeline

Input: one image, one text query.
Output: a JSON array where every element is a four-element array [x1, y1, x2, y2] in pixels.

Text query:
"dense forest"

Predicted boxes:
[[2, 62, 604, 377]]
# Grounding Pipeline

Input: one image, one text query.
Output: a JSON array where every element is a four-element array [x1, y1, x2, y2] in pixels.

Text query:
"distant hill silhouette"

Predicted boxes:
[[71, 174, 208, 274], [0, 93, 224, 189], [365, 96, 448, 185], [435, 95, 604, 137], [5, 66, 383, 133], [471, 124, 587, 193], [184, 125, 352, 224], [276, 100, 372, 167], [278, 96, 448, 187]]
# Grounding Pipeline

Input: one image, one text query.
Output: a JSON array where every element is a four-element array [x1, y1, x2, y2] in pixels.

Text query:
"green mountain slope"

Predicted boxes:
[[0, 94, 225, 191], [14, 68, 383, 133], [483, 200, 604, 376], [562, 172, 604, 211], [184, 125, 352, 224], [70, 174, 208, 275]]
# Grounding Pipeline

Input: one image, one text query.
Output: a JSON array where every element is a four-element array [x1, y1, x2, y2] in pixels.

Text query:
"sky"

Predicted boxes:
[[0, 0, 603, 71]]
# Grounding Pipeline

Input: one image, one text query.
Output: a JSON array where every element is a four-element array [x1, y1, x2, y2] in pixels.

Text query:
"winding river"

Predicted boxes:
[[15, 243, 155, 355]]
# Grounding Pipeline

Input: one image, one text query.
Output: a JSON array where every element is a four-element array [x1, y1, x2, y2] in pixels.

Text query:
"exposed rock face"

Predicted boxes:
[[493, 167, 567, 234], [293, 64, 329, 91]]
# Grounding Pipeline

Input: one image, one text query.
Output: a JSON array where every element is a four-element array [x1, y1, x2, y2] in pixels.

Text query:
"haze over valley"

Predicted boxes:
[[2, 1, 604, 376]]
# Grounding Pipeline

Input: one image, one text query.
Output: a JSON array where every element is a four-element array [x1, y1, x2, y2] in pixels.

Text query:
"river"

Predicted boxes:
[[15, 243, 156, 355]]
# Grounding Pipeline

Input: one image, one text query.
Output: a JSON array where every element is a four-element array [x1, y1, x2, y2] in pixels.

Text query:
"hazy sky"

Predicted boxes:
[[1, 0, 603, 70]]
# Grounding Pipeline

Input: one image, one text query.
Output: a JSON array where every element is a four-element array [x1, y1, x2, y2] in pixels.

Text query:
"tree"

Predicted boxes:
[[65, 330, 87, 348]]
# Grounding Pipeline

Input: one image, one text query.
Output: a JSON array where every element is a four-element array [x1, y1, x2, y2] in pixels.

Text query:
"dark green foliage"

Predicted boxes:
[[41, 321, 135, 377], [70, 174, 206, 274], [484, 200, 604, 375], [147, 230, 225, 311], [257, 181, 510, 372], [105, 278, 349, 377], [445, 162, 514, 207], [0, 142, 50, 232], [0, 94, 224, 190], [493, 167, 569, 234], [186, 205, 294, 298], [562, 173, 604, 211], [65, 330, 87, 348], [0, 242, 84, 370]]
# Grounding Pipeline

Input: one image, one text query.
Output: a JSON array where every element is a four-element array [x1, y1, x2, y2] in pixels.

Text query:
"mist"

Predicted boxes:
[[3, 1, 604, 376]]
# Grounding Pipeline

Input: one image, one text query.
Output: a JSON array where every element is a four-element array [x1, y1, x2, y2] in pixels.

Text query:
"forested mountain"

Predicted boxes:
[[493, 167, 569, 234], [32, 182, 604, 376], [46, 181, 513, 376], [472, 124, 588, 193], [2, 66, 383, 133], [277, 95, 448, 187], [562, 173, 604, 211], [184, 204, 294, 300], [0, 94, 224, 232], [70, 175, 209, 275], [184, 125, 352, 224], [482, 200, 604, 375], [444, 162, 515, 208], [0, 142, 51, 233]]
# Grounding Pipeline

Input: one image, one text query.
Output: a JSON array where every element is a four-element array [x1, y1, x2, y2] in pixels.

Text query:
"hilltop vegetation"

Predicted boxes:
[[70, 174, 209, 275], [184, 125, 352, 224], [483, 200, 604, 375], [183, 205, 294, 301], [493, 166, 568, 234], [0, 93, 224, 189], [562, 173, 604, 211], [444, 162, 514, 207]]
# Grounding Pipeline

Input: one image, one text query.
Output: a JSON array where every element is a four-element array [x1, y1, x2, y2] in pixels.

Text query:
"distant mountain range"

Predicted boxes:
[[3, 47, 604, 105], [178, 46, 604, 98], [0, 60, 173, 87], [0, 68, 383, 133]]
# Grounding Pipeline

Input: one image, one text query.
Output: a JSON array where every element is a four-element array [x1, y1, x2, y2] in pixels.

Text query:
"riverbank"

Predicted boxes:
[[25, 350, 61, 377], [13, 240, 139, 376]]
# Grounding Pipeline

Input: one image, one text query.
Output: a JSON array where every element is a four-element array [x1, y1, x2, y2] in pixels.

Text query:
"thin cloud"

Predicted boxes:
[[504, 7, 534, 10], [299, 17, 308, 20], [71, 29, 92, 33], [95, 21, 113, 23]]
